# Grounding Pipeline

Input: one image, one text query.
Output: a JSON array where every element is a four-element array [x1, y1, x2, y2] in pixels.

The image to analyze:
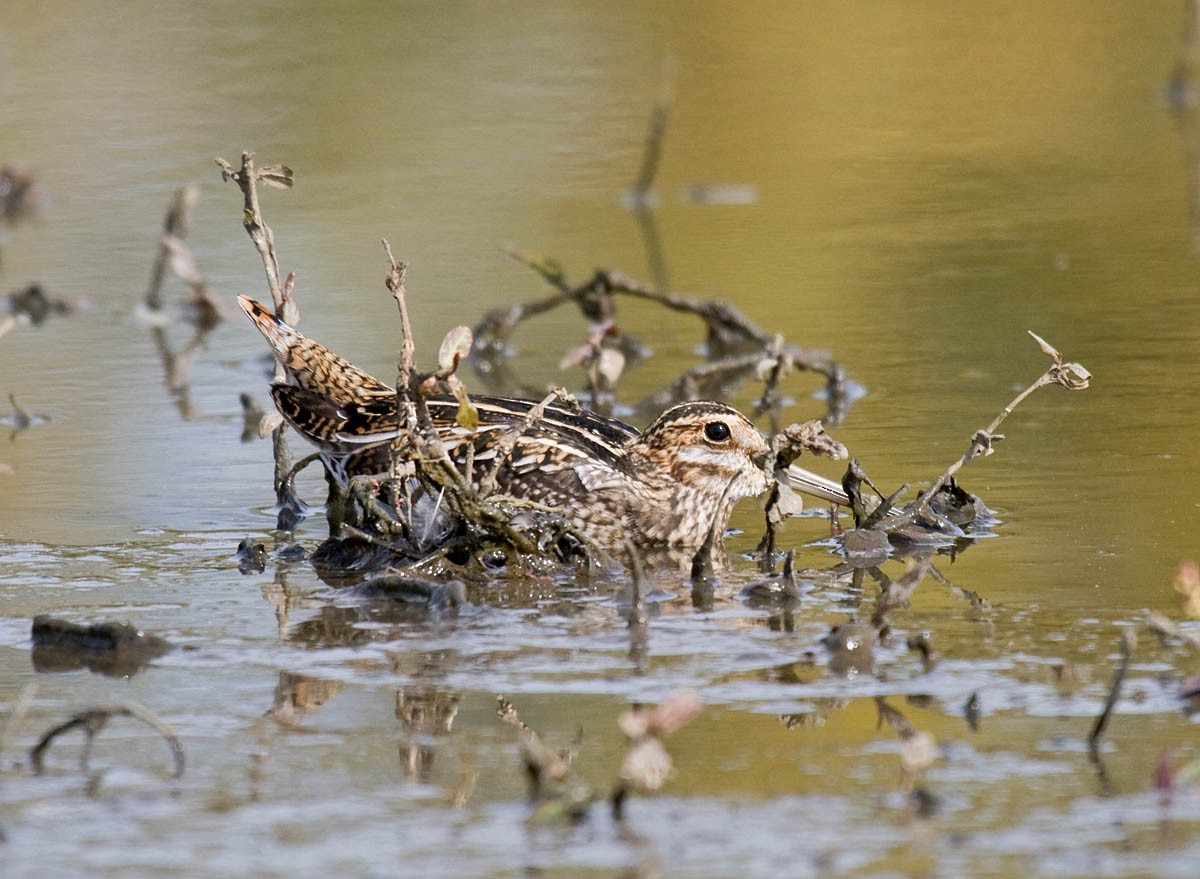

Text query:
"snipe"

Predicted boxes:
[[240, 296, 849, 550]]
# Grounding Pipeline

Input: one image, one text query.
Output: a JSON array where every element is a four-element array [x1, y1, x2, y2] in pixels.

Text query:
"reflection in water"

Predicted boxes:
[[395, 686, 460, 782], [778, 697, 851, 730], [264, 671, 344, 726], [7, 3, 1200, 875], [30, 614, 172, 678]]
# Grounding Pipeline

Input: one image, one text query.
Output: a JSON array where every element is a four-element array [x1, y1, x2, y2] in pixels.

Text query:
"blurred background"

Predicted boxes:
[[3, 2, 1200, 876]]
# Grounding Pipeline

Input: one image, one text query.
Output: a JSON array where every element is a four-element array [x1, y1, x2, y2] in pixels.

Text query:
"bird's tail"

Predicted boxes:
[[237, 295, 393, 404]]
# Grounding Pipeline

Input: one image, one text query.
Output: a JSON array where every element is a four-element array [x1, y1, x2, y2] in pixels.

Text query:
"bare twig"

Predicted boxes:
[[383, 240, 416, 402], [873, 558, 933, 627], [497, 695, 572, 800], [215, 152, 293, 315], [753, 334, 790, 418], [599, 268, 769, 348], [1146, 610, 1200, 653], [218, 151, 297, 512], [882, 332, 1090, 531]]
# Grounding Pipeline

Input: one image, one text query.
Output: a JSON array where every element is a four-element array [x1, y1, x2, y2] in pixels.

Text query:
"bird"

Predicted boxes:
[[238, 295, 850, 551]]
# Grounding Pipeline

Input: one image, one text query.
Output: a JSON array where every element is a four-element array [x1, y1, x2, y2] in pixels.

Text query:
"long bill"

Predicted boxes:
[[785, 464, 852, 507]]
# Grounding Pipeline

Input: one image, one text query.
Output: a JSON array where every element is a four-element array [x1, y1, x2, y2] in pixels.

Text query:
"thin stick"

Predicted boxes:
[[217, 152, 297, 504], [382, 239, 415, 400], [884, 333, 1090, 530], [215, 152, 291, 312], [1146, 610, 1200, 653], [382, 240, 420, 492]]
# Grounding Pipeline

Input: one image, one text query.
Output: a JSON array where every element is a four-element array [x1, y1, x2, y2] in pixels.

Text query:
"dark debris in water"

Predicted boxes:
[[0, 165, 40, 222], [349, 574, 467, 609], [31, 615, 172, 678], [740, 549, 806, 605], [235, 538, 269, 573], [2, 283, 84, 327], [821, 619, 878, 677], [2, 393, 49, 439]]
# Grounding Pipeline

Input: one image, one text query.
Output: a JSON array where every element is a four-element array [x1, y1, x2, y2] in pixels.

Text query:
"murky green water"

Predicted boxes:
[[3, 2, 1200, 876]]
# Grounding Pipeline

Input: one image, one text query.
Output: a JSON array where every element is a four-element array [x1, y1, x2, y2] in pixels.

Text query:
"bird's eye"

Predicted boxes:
[[704, 421, 731, 442]]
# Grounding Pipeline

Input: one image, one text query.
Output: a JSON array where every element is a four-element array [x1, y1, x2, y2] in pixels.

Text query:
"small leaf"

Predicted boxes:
[[1055, 361, 1091, 390], [438, 325, 474, 372], [451, 380, 478, 430]]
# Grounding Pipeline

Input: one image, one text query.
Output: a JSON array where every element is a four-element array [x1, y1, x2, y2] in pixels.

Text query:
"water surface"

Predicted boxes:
[[2, 2, 1200, 876]]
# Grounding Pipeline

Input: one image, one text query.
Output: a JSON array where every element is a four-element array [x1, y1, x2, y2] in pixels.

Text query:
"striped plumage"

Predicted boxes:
[[239, 295, 849, 550]]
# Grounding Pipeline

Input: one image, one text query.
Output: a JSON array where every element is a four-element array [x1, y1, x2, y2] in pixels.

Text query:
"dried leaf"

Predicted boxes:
[[1027, 330, 1060, 361], [900, 730, 938, 776], [643, 690, 702, 735], [596, 348, 625, 386], [619, 738, 672, 791], [618, 708, 649, 740], [281, 272, 300, 325], [754, 345, 791, 383], [258, 164, 294, 189], [769, 482, 805, 522], [438, 326, 473, 373], [1054, 361, 1091, 390], [1175, 559, 1200, 619]]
